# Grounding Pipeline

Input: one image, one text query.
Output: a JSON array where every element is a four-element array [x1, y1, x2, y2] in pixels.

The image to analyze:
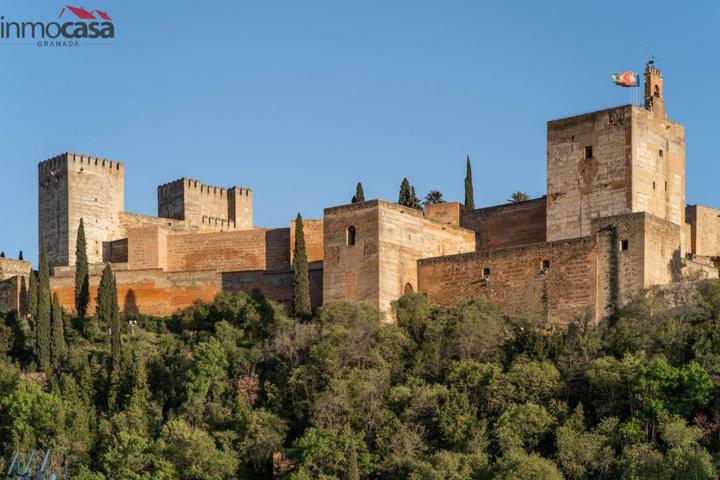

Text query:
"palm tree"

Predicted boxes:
[[424, 190, 445, 205], [508, 191, 530, 203]]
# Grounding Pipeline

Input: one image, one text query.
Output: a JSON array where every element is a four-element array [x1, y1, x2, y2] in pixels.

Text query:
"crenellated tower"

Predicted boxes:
[[38, 152, 125, 268], [157, 178, 253, 229], [546, 64, 685, 243]]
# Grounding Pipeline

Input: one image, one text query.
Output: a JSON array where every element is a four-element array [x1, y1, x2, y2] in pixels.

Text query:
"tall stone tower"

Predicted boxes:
[[546, 64, 685, 242], [38, 153, 125, 268]]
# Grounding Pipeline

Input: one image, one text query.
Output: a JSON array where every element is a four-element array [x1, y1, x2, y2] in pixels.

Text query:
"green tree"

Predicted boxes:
[[158, 418, 238, 480], [555, 404, 616, 479], [424, 190, 445, 205], [27, 270, 37, 319], [75, 218, 90, 319], [494, 452, 564, 480], [352, 182, 365, 203], [18, 251, 23, 260], [290, 426, 371, 479], [508, 191, 530, 203], [36, 239, 52, 371], [464, 155, 475, 210], [97, 264, 114, 327], [292, 213, 312, 316], [398, 178, 421, 209], [493, 402, 555, 454], [111, 276, 121, 366], [51, 292, 67, 369]]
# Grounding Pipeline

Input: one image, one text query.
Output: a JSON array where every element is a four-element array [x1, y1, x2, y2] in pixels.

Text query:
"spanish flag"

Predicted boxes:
[[612, 71, 638, 87]]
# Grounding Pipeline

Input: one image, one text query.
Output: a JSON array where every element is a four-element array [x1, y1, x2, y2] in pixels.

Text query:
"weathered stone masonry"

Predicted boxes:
[[2, 64, 719, 325]]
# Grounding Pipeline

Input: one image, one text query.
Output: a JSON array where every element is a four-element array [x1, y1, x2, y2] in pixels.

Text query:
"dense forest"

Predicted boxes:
[[3, 278, 720, 478]]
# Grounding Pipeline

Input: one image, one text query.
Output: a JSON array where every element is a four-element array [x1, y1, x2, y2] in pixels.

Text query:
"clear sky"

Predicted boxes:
[[1, 0, 719, 265]]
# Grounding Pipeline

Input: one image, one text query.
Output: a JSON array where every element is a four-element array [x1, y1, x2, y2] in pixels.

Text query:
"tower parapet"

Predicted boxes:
[[157, 177, 253, 228]]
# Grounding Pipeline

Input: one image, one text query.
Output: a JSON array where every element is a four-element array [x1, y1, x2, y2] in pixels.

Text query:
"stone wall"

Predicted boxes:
[[424, 202, 462, 227], [324, 200, 475, 317], [461, 197, 547, 250], [418, 236, 598, 325], [547, 106, 633, 241], [0, 258, 31, 312], [323, 202, 381, 309], [631, 106, 685, 228], [686, 205, 720, 257]]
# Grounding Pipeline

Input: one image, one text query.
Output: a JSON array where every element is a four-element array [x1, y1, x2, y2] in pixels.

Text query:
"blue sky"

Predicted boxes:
[[1, 0, 719, 265]]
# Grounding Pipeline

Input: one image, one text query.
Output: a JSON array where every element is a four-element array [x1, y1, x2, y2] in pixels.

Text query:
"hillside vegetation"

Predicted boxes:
[[3, 281, 720, 479]]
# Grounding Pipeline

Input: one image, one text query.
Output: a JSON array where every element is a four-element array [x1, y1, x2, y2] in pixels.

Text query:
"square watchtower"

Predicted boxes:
[[546, 64, 685, 243]]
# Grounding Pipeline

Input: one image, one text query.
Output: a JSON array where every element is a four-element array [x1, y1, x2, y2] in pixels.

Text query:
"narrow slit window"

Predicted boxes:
[[659, 149, 664, 157], [542, 259, 550, 270], [483, 267, 491, 276], [653, 181, 656, 190], [621, 239, 629, 251], [346, 226, 356, 246], [584, 146, 593, 160]]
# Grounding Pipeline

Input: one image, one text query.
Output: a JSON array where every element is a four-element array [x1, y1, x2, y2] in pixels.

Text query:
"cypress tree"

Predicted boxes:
[[51, 292, 67, 369], [352, 182, 365, 203], [27, 270, 37, 319], [36, 239, 51, 371], [97, 263, 114, 328], [75, 218, 90, 319], [0, 252, 4, 258], [18, 251, 23, 260], [291, 213, 311, 316], [409, 186, 421, 209], [464, 154, 475, 210], [110, 275, 121, 365], [398, 178, 411, 206]]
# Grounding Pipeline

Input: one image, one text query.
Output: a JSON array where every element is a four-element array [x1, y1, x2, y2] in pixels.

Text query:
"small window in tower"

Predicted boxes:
[[541, 259, 551, 271], [404, 283, 414, 294], [653, 181, 656, 190], [584, 146, 593, 160], [621, 239, 629, 251], [665, 181, 667, 191], [346, 226, 356, 246], [659, 149, 664, 157], [654, 85, 660, 97], [483, 267, 491, 277]]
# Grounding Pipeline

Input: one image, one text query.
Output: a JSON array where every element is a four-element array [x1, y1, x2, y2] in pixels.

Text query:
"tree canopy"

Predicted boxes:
[[0, 278, 720, 478]]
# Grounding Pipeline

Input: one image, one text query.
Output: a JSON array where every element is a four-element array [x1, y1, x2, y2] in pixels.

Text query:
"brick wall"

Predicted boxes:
[[290, 219, 324, 263], [461, 197, 546, 250], [166, 229, 270, 272], [49, 263, 323, 317]]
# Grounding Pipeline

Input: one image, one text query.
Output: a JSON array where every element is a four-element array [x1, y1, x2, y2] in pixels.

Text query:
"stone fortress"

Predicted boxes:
[[2, 64, 720, 324]]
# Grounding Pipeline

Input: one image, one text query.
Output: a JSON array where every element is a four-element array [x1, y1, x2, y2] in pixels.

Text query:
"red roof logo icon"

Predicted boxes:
[[58, 5, 113, 21]]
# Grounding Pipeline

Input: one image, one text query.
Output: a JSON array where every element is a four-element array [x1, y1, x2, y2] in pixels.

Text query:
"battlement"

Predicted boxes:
[[157, 178, 251, 198], [201, 216, 237, 229], [38, 152, 124, 174]]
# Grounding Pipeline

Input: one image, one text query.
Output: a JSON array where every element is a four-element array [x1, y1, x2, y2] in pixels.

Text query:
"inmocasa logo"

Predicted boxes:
[[1, 5, 115, 47]]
